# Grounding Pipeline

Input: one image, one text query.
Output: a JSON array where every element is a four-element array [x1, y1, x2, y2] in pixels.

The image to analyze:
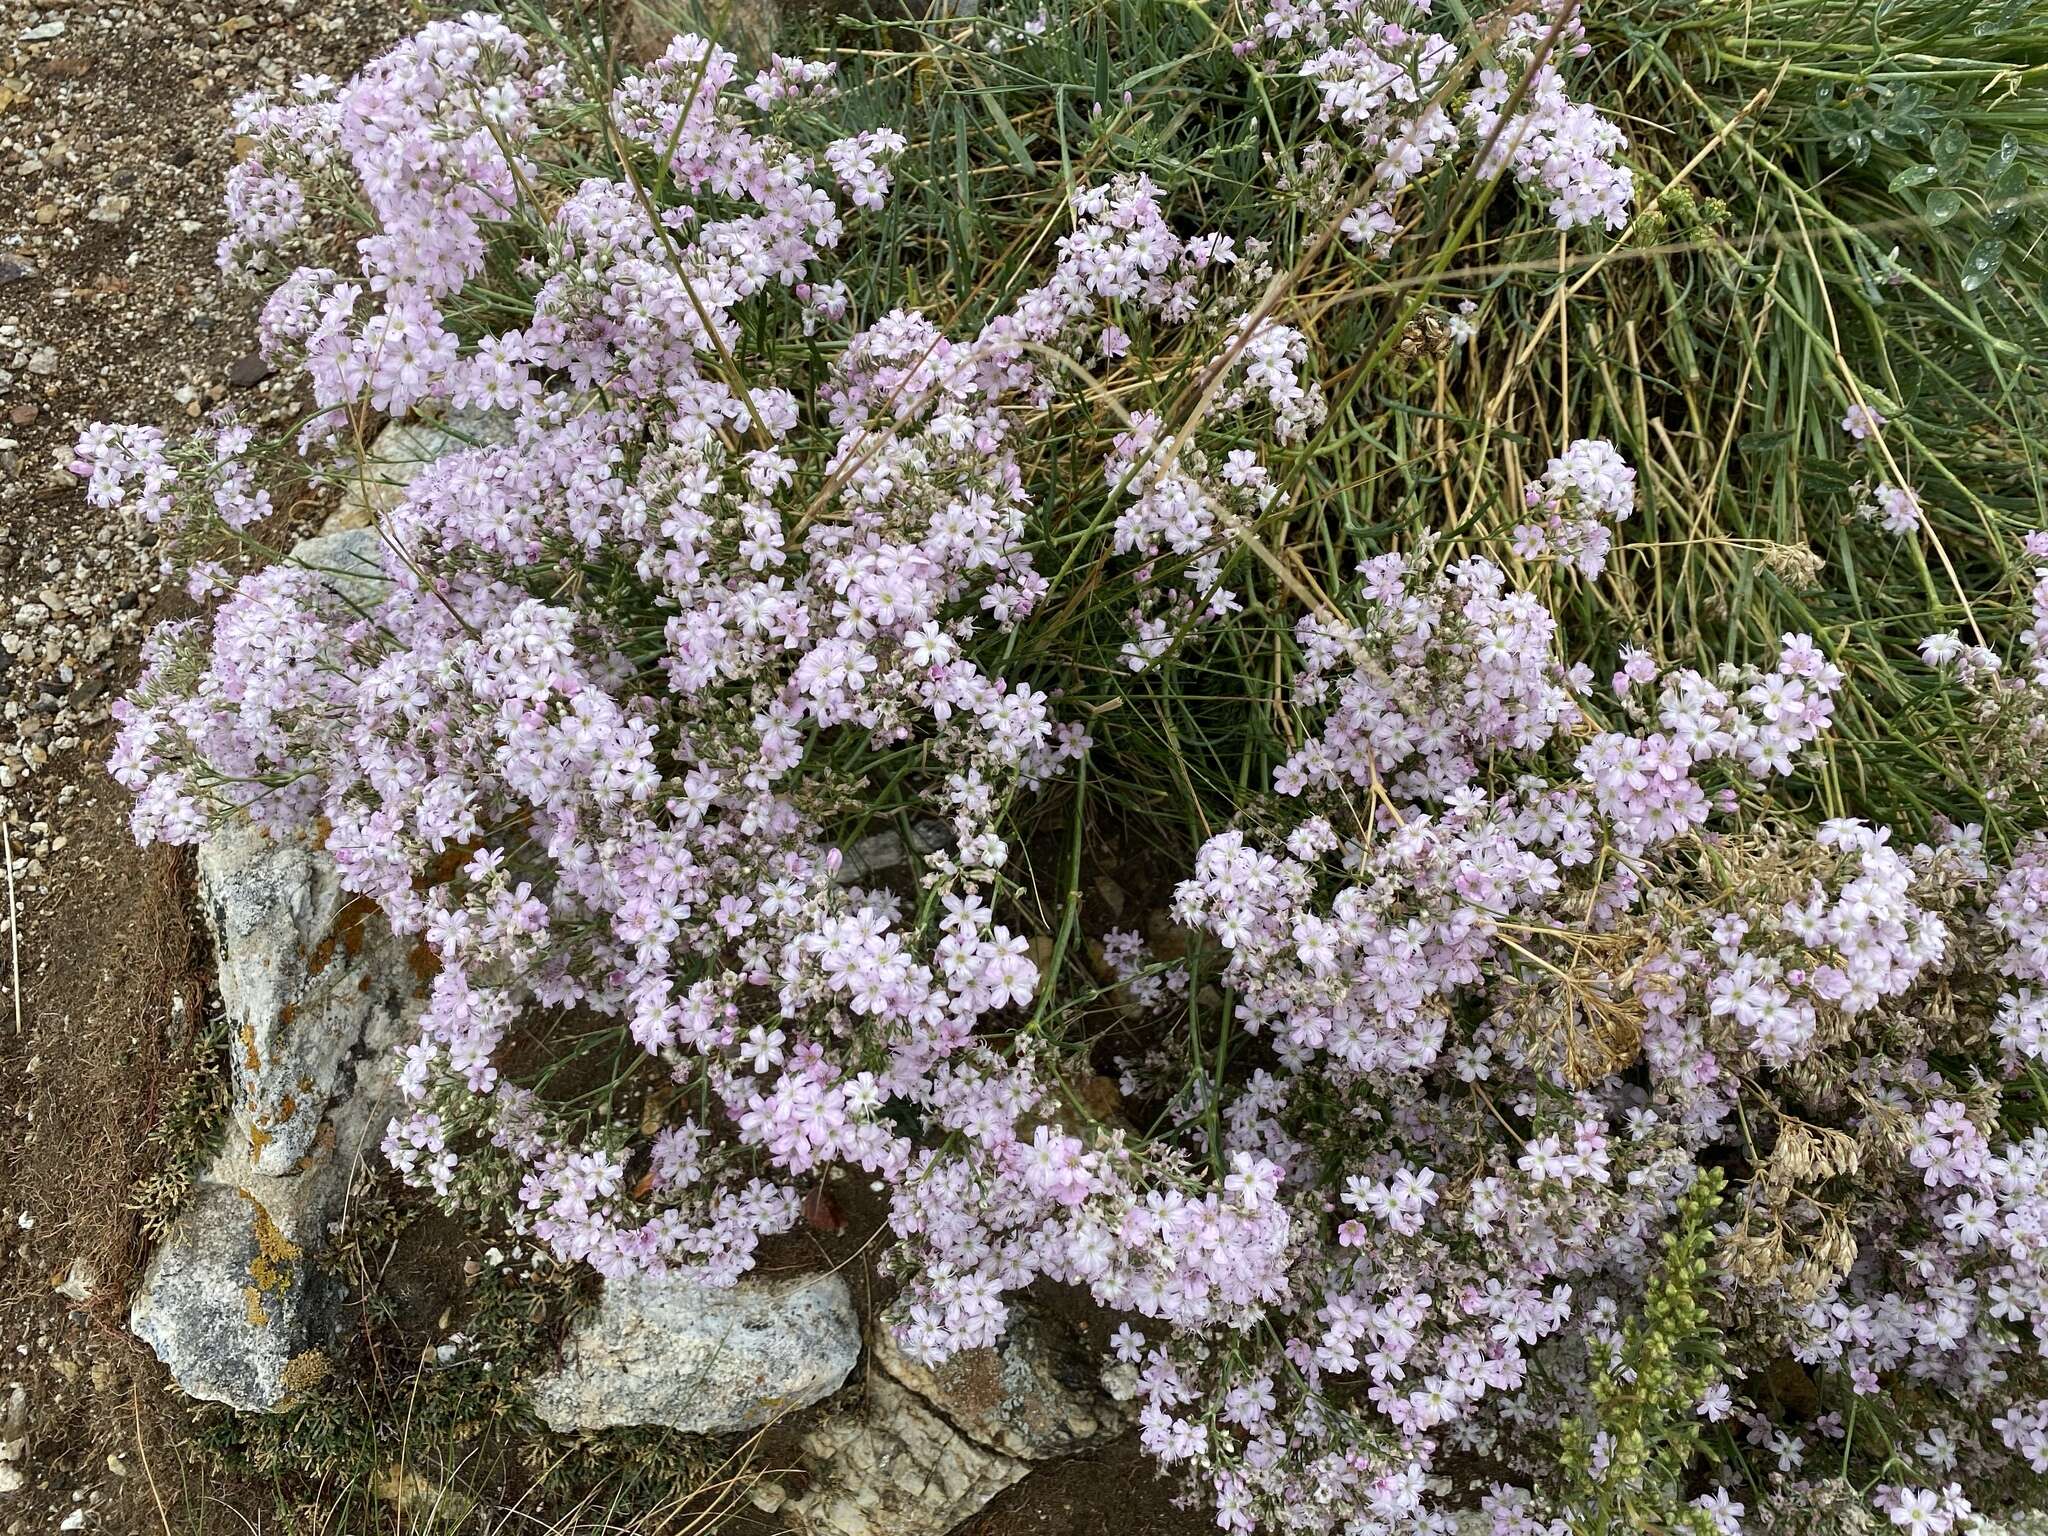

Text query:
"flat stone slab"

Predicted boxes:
[[872, 1303, 1118, 1462], [760, 1373, 1027, 1536], [528, 1270, 861, 1435]]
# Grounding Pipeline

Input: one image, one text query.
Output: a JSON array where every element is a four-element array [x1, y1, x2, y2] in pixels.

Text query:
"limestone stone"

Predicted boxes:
[[529, 1270, 860, 1435], [129, 531, 420, 1411], [196, 784, 412, 1177]]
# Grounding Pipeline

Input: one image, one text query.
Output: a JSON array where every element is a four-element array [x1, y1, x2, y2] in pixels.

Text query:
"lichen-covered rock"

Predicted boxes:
[[129, 944, 406, 1410], [528, 1270, 859, 1435], [871, 1304, 1120, 1462], [129, 1182, 343, 1412], [196, 794, 412, 1176], [130, 535, 421, 1411], [757, 1301, 1127, 1536]]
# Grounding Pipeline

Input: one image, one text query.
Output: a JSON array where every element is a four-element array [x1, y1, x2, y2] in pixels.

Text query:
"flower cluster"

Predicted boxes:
[[1841, 398, 1929, 541], [1101, 548, 2048, 1530], [74, 416, 273, 583], [79, 10, 1321, 1295], [88, 16, 1101, 1284], [1511, 435, 1636, 576], [1248, 0, 1635, 254], [1860, 481, 1923, 536], [983, 174, 1324, 669]]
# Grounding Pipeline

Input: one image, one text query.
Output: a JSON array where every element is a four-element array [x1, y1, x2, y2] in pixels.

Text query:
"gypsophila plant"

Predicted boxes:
[[78, 0, 2048, 1531]]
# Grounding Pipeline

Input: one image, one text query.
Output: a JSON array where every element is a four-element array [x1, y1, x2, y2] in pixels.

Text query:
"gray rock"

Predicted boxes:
[[760, 1374, 1025, 1536], [872, 1304, 1119, 1462], [129, 1182, 344, 1413], [287, 527, 389, 615], [836, 820, 953, 886], [226, 352, 274, 388], [529, 1270, 860, 1435], [196, 804, 412, 1176], [757, 1301, 1126, 1536], [323, 410, 515, 533], [130, 918, 407, 1409]]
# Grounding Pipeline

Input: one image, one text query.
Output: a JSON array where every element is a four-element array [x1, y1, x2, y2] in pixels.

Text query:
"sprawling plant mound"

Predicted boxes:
[[80, 1, 2048, 1531]]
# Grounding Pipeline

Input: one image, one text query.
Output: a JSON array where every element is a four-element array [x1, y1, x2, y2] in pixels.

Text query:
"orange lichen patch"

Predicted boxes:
[[306, 896, 375, 977], [249, 1093, 300, 1160], [291, 1118, 337, 1176], [236, 1189, 302, 1333], [240, 1022, 261, 1074], [407, 938, 440, 986]]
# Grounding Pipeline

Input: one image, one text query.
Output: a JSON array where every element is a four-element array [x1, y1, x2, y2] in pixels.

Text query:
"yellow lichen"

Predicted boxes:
[[236, 1189, 302, 1333], [281, 1349, 331, 1396]]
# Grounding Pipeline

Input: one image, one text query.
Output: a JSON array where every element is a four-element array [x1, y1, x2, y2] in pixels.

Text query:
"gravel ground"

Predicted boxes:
[[0, 2, 402, 1530]]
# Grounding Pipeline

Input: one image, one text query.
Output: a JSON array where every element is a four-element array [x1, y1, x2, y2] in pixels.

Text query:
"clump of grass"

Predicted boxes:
[[127, 1001, 233, 1243], [1554, 0, 2048, 840], [800, 0, 2048, 861]]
